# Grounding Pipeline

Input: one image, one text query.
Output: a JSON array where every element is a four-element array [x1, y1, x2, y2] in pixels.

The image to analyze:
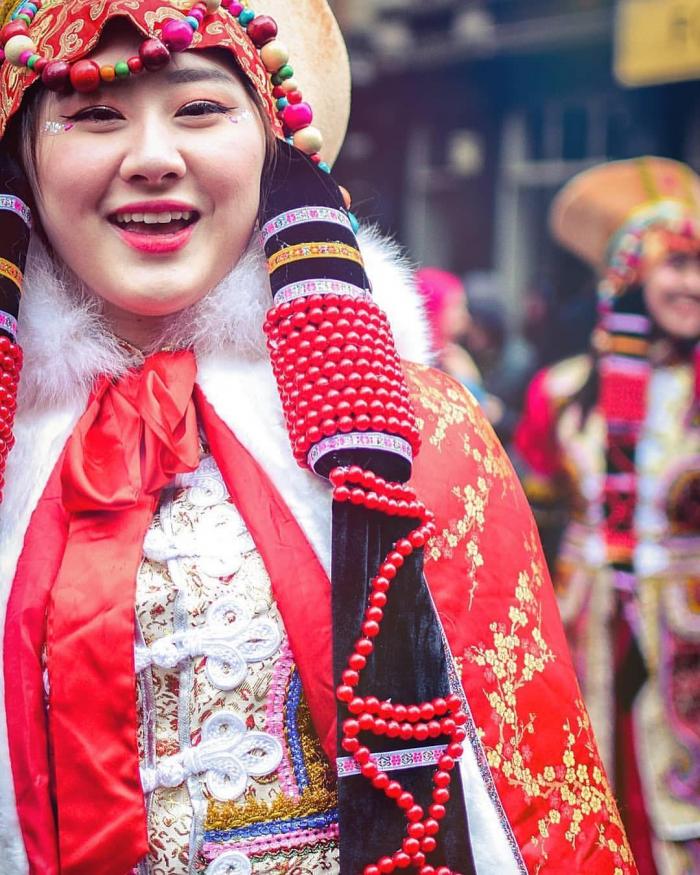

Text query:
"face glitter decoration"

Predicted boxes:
[[43, 119, 73, 134]]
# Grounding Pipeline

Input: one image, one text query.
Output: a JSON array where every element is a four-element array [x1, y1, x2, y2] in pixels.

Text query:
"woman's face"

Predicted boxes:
[[644, 252, 700, 341], [33, 29, 267, 335]]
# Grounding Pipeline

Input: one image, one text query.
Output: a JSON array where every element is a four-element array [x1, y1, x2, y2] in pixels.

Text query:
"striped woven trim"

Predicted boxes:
[[0, 257, 22, 292], [336, 744, 449, 778], [273, 278, 370, 306], [268, 242, 363, 273], [308, 432, 413, 471], [0, 194, 31, 227], [0, 309, 17, 338], [261, 207, 353, 243]]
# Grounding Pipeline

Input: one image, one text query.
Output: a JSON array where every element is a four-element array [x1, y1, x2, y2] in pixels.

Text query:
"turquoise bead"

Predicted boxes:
[[276, 97, 289, 111], [318, 162, 331, 174], [185, 15, 199, 29], [24, 3, 37, 12], [349, 212, 360, 233], [239, 9, 255, 26]]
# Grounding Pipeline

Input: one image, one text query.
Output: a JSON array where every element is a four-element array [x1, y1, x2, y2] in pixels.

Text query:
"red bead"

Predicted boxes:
[[139, 37, 170, 71], [424, 816, 441, 832], [372, 771, 389, 790], [406, 804, 423, 822], [41, 60, 71, 92], [414, 723, 429, 741], [348, 697, 365, 714], [246, 14, 278, 46], [32, 57, 47, 74], [393, 852, 411, 869], [433, 770, 451, 788], [342, 669, 359, 686], [361, 761, 379, 779], [365, 696, 380, 713], [366, 606, 383, 624], [386, 721, 400, 738], [355, 638, 373, 656], [397, 791, 414, 809], [364, 867, 380, 875], [336, 684, 353, 702], [341, 736, 359, 753], [348, 653, 366, 671], [70, 59, 100, 93], [432, 787, 450, 804], [127, 56, 143, 74], [343, 719, 360, 737], [408, 822, 425, 839], [403, 838, 420, 856], [362, 620, 380, 638], [1, 19, 28, 44], [385, 780, 402, 799], [358, 713, 374, 731], [288, 89, 303, 104], [354, 746, 370, 765], [378, 858, 395, 874]]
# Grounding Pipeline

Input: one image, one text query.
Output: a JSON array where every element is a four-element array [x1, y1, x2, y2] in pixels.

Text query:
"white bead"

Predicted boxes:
[[4, 34, 36, 65], [204, 0, 221, 11], [260, 39, 288, 72], [293, 125, 323, 155], [280, 77, 299, 94]]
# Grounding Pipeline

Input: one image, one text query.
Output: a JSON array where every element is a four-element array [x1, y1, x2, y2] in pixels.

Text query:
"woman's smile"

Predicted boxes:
[[108, 199, 201, 253]]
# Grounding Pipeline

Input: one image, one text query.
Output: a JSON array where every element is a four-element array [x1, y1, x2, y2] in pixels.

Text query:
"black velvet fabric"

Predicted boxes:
[[0, 152, 31, 338], [332, 497, 476, 874]]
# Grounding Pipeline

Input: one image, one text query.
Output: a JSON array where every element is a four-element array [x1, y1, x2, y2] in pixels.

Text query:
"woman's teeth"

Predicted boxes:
[[114, 211, 193, 225]]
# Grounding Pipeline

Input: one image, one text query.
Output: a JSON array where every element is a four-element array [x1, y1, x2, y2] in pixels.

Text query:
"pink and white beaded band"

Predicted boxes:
[[0, 310, 17, 338], [261, 206, 353, 244], [0, 194, 31, 227], [336, 744, 451, 778], [273, 278, 371, 307], [308, 432, 413, 471]]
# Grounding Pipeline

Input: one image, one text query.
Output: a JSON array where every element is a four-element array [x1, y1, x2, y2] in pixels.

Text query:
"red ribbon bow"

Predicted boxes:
[[49, 350, 201, 874]]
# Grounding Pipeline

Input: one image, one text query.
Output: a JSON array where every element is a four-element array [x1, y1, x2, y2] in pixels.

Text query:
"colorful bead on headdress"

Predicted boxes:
[[0, 0, 329, 166]]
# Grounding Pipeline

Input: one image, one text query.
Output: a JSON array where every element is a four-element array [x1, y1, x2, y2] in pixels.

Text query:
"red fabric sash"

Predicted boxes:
[[4, 355, 333, 875]]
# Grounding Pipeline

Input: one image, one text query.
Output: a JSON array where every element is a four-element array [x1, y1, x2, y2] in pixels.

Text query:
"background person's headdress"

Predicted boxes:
[[0, 1, 476, 872]]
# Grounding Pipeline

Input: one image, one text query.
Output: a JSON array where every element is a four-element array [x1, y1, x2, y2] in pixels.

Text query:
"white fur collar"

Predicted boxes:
[[0, 227, 429, 873]]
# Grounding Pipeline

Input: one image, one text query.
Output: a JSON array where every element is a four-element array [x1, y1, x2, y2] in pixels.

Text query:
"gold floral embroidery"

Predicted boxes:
[[467, 535, 632, 872]]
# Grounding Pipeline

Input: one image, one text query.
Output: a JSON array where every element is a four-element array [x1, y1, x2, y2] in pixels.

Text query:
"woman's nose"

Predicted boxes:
[[119, 118, 187, 185]]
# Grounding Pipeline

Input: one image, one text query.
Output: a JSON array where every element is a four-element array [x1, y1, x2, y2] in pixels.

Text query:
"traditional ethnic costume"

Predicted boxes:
[[0, 1, 634, 873], [514, 157, 700, 875]]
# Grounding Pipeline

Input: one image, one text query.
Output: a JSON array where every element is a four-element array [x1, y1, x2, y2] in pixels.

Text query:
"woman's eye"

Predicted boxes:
[[64, 106, 124, 123], [176, 100, 233, 117]]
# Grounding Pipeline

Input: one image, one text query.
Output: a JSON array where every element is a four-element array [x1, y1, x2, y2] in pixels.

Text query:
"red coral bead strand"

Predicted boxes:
[[0, 335, 21, 504], [331, 465, 467, 872]]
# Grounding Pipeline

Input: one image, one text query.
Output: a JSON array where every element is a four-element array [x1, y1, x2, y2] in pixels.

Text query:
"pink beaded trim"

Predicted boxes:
[[261, 206, 353, 243], [0, 194, 31, 227], [264, 640, 300, 800], [203, 823, 340, 859], [336, 744, 451, 778], [0, 310, 17, 338], [307, 432, 413, 471], [273, 279, 370, 307]]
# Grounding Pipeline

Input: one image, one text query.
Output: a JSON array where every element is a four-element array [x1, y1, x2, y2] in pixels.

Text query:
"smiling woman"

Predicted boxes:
[[0, 1, 634, 875]]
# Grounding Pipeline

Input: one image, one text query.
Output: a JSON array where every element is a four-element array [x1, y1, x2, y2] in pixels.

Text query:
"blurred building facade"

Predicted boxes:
[[329, 0, 700, 325]]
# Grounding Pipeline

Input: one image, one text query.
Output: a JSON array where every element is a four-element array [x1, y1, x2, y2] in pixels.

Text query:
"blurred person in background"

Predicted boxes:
[[513, 157, 700, 875], [416, 267, 506, 430]]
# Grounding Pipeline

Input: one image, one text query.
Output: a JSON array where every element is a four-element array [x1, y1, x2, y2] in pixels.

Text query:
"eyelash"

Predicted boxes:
[[62, 100, 235, 123]]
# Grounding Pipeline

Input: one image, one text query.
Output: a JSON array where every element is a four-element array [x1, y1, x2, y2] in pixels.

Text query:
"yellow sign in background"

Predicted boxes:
[[616, 0, 700, 86]]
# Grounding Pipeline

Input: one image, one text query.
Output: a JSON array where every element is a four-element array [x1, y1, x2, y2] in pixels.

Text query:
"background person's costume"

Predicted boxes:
[[0, 0, 633, 873], [515, 157, 700, 875]]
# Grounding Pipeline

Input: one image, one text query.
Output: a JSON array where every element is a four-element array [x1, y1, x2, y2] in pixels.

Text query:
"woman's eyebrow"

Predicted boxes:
[[165, 67, 235, 85]]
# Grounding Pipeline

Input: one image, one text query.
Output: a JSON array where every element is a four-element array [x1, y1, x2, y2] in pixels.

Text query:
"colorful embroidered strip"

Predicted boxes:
[[261, 207, 353, 243], [336, 744, 450, 778], [307, 432, 414, 470], [273, 278, 371, 306], [0, 194, 31, 228], [268, 242, 363, 273], [0, 309, 17, 339], [0, 258, 22, 292]]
